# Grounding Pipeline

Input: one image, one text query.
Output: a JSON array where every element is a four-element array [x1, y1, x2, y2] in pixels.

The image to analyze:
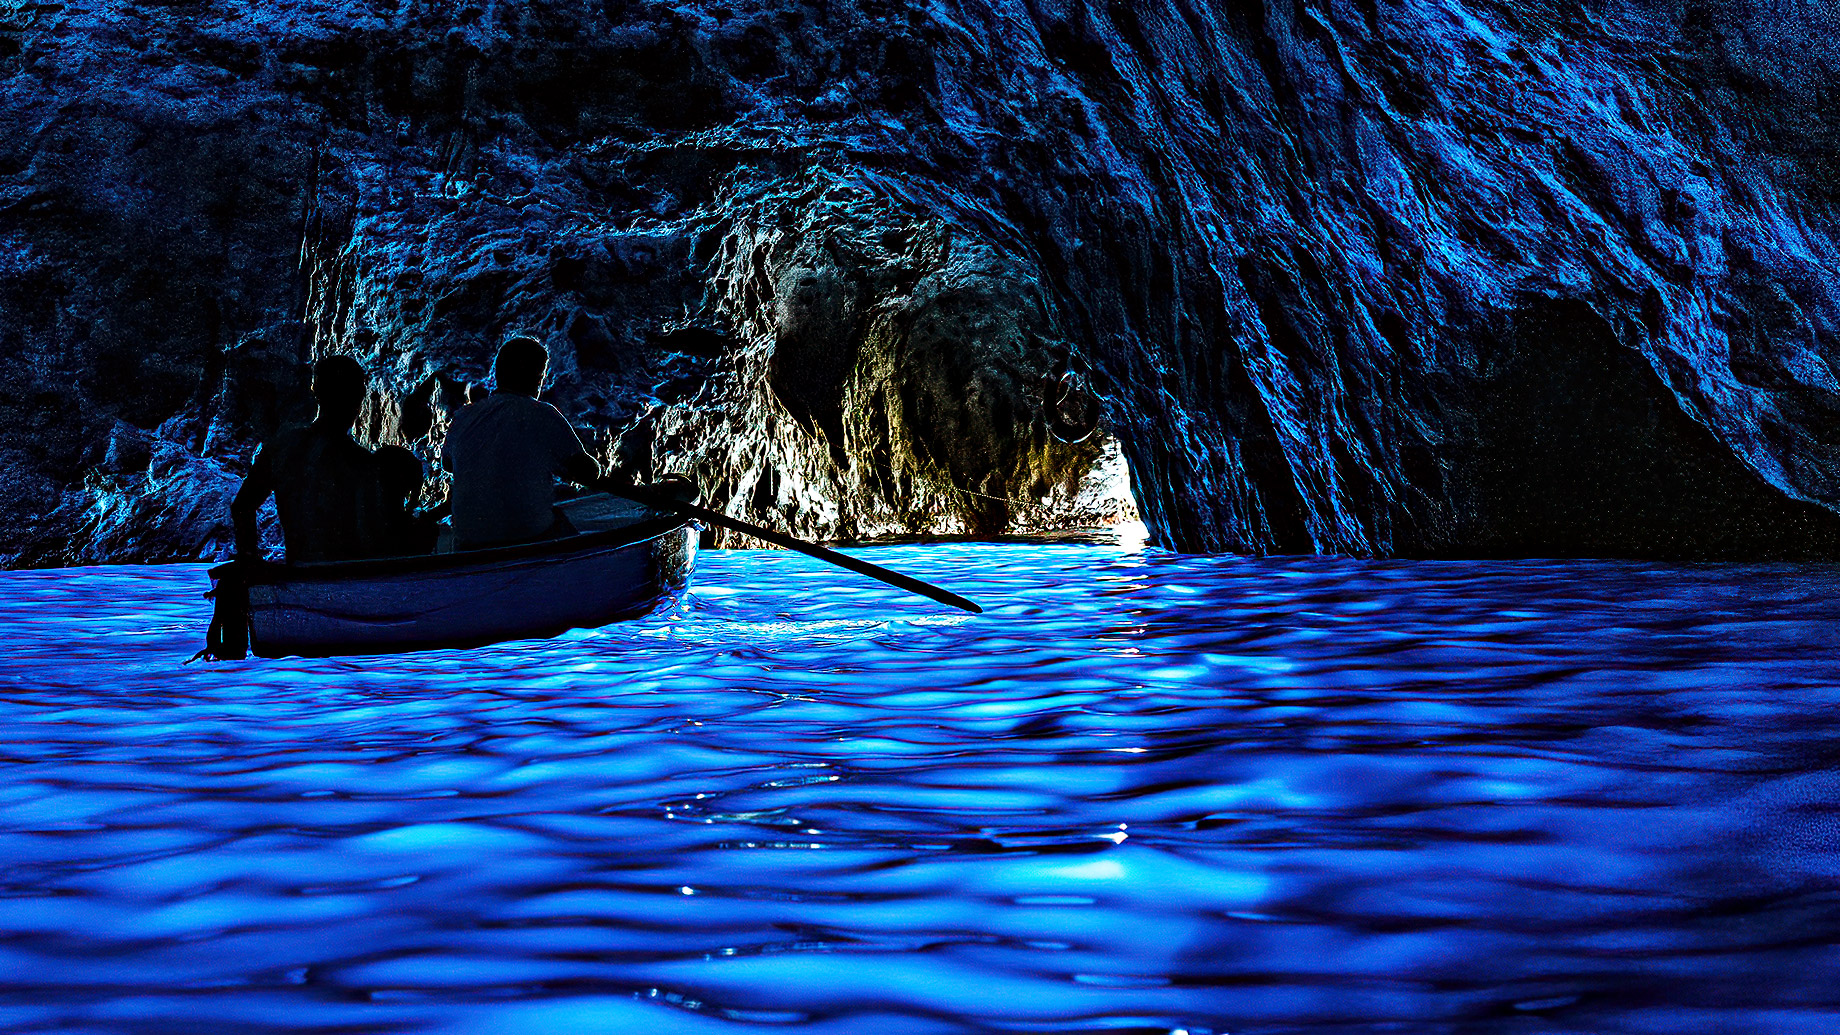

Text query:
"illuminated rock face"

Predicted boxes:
[[3, 0, 1840, 564]]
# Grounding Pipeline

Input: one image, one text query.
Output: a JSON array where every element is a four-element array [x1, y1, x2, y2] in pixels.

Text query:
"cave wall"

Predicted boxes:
[[3, 0, 1840, 563]]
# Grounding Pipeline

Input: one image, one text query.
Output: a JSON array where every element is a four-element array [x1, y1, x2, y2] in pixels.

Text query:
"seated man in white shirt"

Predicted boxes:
[[441, 335, 602, 550]]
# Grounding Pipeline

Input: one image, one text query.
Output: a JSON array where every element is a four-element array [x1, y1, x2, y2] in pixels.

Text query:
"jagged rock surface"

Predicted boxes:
[[3, 0, 1840, 564]]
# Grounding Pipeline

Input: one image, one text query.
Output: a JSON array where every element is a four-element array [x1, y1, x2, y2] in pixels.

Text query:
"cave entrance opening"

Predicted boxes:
[[1001, 430, 1143, 543]]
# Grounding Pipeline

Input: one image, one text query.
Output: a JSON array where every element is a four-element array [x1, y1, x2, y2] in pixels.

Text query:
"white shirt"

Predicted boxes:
[[442, 392, 590, 549]]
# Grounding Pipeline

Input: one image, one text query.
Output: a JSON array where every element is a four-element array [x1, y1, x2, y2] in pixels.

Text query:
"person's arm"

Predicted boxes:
[[441, 401, 474, 475], [560, 450, 602, 487], [543, 405, 601, 486], [230, 449, 274, 561]]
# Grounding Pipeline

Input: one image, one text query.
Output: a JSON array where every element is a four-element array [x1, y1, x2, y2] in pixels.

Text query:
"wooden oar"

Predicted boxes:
[[601, 481, 983, 614]]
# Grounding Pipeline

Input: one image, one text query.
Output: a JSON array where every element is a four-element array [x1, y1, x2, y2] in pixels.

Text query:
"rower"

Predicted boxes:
[[231, 355, 381, 564], [441, 335, 602, 550], [372, 445, 439, 556]]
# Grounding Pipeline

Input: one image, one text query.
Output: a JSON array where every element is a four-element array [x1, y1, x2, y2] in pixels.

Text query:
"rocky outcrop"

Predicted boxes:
[[4, 0, 1840, 564]]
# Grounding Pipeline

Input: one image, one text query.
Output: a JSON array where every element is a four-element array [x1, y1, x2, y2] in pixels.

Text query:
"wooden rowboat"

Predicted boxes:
[[203, 497, 697, 659]]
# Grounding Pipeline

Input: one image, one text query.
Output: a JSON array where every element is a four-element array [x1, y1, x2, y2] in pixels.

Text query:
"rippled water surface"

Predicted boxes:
[[5, 543, 1840, 1034]]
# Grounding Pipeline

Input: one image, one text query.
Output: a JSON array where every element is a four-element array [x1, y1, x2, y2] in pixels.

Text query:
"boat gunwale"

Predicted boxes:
[[212, 514, 691, 586]]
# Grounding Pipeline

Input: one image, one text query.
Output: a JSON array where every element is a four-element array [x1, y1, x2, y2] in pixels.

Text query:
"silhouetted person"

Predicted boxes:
[[232, 355, 381, 564], [372, 445, 439, 556], [442, 335, 601, 550]]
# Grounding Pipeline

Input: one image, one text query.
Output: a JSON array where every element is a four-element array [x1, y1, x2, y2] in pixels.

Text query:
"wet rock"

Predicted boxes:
[[5, 0, 1840, 564]]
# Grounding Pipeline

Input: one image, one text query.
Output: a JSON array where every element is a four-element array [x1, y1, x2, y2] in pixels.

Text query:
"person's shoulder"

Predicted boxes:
[[260, 422, 313, 459], [302, 425, 373, 464], [491, 392, 568, 425], [448, 396, 499, 431], [526, 398, 582, 443], [469, 392, 540, 417]]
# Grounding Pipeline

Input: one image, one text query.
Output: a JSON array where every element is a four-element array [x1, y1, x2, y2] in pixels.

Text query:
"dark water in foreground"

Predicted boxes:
[[3, 543, 1840, 1034]]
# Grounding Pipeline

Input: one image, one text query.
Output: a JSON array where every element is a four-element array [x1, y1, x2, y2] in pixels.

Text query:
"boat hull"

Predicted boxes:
[[225, 518, 695, 659]]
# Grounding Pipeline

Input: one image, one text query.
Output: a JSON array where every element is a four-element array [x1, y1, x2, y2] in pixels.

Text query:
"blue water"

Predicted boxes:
[[3, 543, 1840, 1034]]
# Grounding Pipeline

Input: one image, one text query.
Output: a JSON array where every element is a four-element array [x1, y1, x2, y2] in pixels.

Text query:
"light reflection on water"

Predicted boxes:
[[3, 545, 1840, 1033]]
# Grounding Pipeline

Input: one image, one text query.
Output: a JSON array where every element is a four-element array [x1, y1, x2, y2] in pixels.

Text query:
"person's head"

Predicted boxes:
[[312, 355, 366, 429], [373, 445, 424, 507], [493, 335, 549, 396]]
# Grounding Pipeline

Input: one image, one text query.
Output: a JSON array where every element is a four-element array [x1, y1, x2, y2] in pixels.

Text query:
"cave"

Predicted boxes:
[[4, 0, 1840, 566]]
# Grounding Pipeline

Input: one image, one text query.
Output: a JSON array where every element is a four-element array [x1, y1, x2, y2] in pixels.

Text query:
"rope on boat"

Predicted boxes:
[[926, 479, 1066, 513]]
